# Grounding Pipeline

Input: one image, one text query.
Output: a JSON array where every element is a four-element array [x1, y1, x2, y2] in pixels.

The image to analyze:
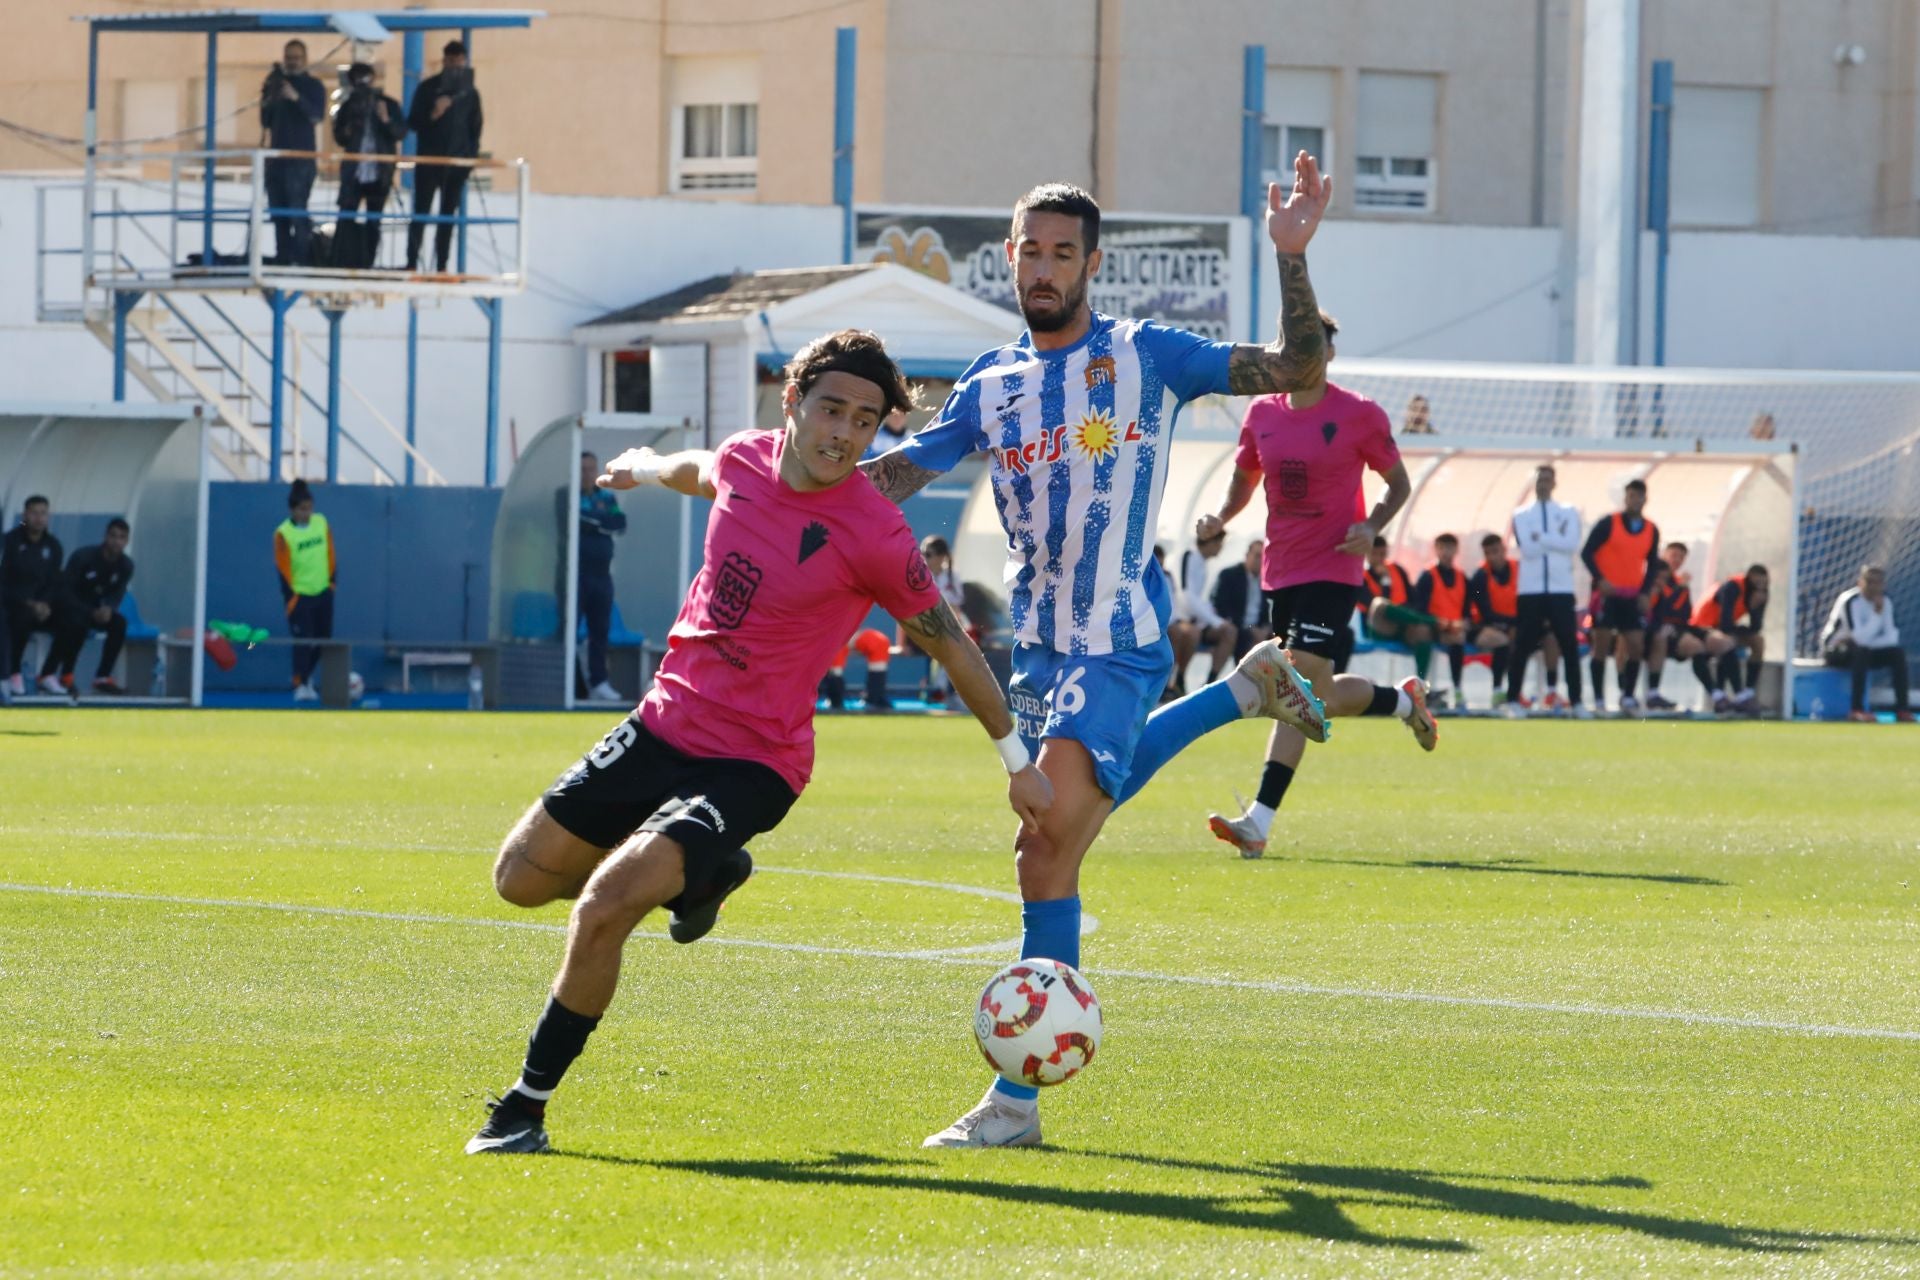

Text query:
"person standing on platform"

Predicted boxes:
[[407, 41, 484, 274], [332, 62, 407, 269], [260, 40, 325, 267], [275, 479, 336, 702]]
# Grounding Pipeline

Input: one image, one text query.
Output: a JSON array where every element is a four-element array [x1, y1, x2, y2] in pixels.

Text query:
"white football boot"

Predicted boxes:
[[1236, 639, 1329, 743], [1399, 677, 1439, 751], [923, 1094, 1042, 1149]]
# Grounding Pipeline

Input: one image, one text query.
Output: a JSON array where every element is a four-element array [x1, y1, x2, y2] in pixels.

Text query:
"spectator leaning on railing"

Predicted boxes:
[[1822, 565, 1913, 723], [407, 40, 484, 274], [332, 62, 407, 270], [260, 39, 326, 267]]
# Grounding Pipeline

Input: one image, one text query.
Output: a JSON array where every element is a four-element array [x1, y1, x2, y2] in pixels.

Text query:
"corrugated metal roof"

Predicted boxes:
[[580, 264, 881, 329]]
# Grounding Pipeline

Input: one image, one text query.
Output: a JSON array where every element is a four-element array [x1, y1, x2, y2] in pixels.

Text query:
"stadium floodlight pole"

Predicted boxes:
[[1647, 60, 1674, 369], [1240, 45, 1266, 343], [833, 27, 857, 264]]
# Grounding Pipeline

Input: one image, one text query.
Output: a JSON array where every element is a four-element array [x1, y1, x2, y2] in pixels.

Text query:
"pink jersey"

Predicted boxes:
[[640, 430, 943, 794], [1234, 383, 1400, 590]]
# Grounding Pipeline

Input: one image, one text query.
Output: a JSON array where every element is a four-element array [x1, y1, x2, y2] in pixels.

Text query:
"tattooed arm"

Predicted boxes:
[[1227, 148, 1334, 397], [859, 451, 944, 506], [897, 601, 1053, 832]]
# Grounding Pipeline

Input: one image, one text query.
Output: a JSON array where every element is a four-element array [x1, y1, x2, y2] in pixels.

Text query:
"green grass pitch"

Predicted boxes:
[[4, 708, 1918, 1277]]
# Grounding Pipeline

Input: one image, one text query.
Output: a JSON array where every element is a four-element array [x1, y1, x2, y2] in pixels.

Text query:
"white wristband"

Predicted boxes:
[[994, 731, 1031, 774]]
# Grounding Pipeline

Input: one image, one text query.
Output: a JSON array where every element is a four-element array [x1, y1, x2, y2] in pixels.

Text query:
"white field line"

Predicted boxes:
[[3, 881, 1917, 1043]]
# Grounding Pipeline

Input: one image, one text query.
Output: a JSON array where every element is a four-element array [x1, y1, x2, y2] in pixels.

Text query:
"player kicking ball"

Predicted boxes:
[[1196, 312, 1435, 861], [466, 330, 1053, 1155], [862, 155, 1337, 1149]]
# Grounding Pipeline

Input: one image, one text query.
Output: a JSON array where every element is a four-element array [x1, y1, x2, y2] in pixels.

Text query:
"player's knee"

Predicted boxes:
[[493, 852, 552, 908], [570, 880, 648, 943]]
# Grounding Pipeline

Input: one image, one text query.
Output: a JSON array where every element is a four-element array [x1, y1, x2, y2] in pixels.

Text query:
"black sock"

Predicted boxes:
[[1621, 660, 1641, 698], [1256, 760, 1296, 810], [1647, 664, 1663, 691], [1746, 657, 1762, 690], [1590, 657, 1606, 704], [1719, 651, 1743, 694], [865, 666, 891, 708], [1491, 648, 1509, 688], [513, 993, 602, 1104], [1365, 683, 1401, 716], [821, 672, 846, 709], [1447, 644, 1464, 689], [1693, 654, 1717, 691]]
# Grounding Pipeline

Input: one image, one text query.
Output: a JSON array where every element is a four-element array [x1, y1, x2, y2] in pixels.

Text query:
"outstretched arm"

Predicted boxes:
[[898, 601, 1053, 833], [597, 447, 716, 500], [859, 451, 943, 505], [1227, 151, 1332, 396]]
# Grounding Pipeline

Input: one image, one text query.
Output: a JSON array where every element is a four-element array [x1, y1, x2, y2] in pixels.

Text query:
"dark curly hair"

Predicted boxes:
[[783, 329, 917, 420], [1012, 182, 1101, 252]]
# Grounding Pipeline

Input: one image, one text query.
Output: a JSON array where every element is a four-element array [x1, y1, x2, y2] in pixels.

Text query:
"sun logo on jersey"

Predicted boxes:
[[1073, 408, 1121, 461]]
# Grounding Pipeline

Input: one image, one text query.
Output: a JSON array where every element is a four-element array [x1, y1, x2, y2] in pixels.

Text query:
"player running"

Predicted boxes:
[[465, 330, 1053, 1155], [1198, 316, 1437, 860], [861, 157, 1336, 1149]]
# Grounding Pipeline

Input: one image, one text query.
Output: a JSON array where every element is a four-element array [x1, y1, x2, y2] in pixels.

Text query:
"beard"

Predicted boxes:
[[1018, 271, 1088, 333]]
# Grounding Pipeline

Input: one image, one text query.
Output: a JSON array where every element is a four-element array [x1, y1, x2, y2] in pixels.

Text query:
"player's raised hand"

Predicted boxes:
[[1336, 521, 1375, 557], [598, 447, 664, 490], [1267, 150, 1331, 256], [1007, 764, 1053, 836]]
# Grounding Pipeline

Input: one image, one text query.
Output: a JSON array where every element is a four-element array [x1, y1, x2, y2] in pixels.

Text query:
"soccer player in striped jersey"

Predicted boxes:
[[864, 155, 1337, 1148]]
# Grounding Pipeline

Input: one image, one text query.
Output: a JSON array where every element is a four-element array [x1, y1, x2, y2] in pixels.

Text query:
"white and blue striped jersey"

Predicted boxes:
[[894, 313, 1234, 656]]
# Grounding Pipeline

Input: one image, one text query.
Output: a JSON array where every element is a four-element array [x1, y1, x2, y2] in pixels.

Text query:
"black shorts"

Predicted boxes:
[[1596, 595, 1645, 631], [1481, 614, 1519, 636], [541, 713, 798, 899], [1264, 582, 1359, 660]]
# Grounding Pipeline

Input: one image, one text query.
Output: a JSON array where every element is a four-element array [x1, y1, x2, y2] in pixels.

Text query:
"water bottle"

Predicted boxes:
[[467, 663, 485, 711], [1809, 697, 1824, 722], [152, 647, 167, 697]]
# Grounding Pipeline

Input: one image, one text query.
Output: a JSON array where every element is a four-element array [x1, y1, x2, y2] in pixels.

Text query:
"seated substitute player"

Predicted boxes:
[[1642, 542, 1693, 711], [1467, 533, 1520, 706], [1579, 478, 1662, 715], [465, 330, 1054, 1156], [44, 517, 137, 695], [1821, 564, 1912, 723], [1165, 525, 1238, 697], [1359, 535, 1434, 674], [861, 162, 1335, 1148], [1412, 532, 1502, 710], [1198, 312, 1444, 860], [1689, 564, 1769, 715]]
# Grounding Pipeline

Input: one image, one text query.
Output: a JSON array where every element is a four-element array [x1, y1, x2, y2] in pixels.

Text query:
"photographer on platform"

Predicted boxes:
[[332, 62, 407, 269], [406, 40, 484, 274], [260, 39, 326, 266]]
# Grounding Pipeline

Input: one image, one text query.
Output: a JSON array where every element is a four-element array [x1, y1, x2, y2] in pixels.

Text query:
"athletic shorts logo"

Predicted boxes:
[[1279, 459, 1309, 503], [665, 794, 728, 834], [711, 552, 763, 630], [905, 546, 933, 594]]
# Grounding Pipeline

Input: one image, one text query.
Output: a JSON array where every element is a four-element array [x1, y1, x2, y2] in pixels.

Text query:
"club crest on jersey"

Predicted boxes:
[[710, 551, 762, 630], [1083, 355, 1116, 389], [1279, 459, 1310, 503]]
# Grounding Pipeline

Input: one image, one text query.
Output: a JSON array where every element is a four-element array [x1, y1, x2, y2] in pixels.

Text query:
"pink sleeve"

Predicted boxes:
[[1361, 404, 1400, 473], [866, 513, 946, 621], [1233, 405, 1261, 473]]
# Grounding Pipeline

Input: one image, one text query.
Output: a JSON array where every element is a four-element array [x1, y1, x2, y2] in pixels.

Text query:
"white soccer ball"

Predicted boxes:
[[973, 958, 1101, 1088]]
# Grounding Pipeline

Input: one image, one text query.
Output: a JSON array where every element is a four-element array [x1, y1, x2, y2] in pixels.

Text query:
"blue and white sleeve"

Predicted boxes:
[[894, 373, 987, 476], [1134, 320, 1236, 401]]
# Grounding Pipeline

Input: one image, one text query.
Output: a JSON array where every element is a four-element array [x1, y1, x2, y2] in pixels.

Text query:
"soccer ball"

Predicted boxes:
[[347, 671, 365, 702], [973, 958, 1101, 1087]]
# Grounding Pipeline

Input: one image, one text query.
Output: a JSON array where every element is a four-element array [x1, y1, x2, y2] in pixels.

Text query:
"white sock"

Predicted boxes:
[[1249, 801, 1276, 838], [1226, 670, 1263, 716], [1396, 688, 1414, 718], [510, 1078, 554, 1102], [984, 1080, 1038, 1115]]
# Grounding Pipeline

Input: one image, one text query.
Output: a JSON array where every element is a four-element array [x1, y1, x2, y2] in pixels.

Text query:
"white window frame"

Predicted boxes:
[[1355, 71, 1439, 216], [668, 55, 760, 195], [1260, 68, 1335, 190], [671, 102, 758, 193]]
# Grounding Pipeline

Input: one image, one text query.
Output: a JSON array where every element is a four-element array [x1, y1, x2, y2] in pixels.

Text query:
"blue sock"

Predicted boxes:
[[991, 896, 1082, 1103], [1113, 680, 1240, 809]]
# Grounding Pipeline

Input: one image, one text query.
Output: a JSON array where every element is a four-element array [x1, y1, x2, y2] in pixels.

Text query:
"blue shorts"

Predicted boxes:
[[1008, 637, 1175, 800]]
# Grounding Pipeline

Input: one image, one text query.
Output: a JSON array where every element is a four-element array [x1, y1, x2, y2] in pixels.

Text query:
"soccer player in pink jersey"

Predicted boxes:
[[1196, 313, 1438, 859], [465, 330, 1053, 1155]]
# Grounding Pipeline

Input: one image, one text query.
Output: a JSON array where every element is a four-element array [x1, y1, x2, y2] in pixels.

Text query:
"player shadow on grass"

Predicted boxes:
[[1070, 1149, 1920, 1255], [553, 1148, 1469, 1252], [1305, 854, 1726, 887]]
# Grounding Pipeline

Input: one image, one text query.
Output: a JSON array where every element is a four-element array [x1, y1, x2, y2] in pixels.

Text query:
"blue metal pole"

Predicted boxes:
[[833, 27, 857, 264], [457, 27, 473, 274], [1241, 44, 1266, 342], [112, 291, 132, 400], [84, 24, 99, 290], [203, 33, 218, 266], [268, 289, 287, 478], [402, 18, 423, 196], [324, 307, 344, 484], [1647, 59, 1674, 368], [405, 301, 419, 485], [481, 296, 502, 487]]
